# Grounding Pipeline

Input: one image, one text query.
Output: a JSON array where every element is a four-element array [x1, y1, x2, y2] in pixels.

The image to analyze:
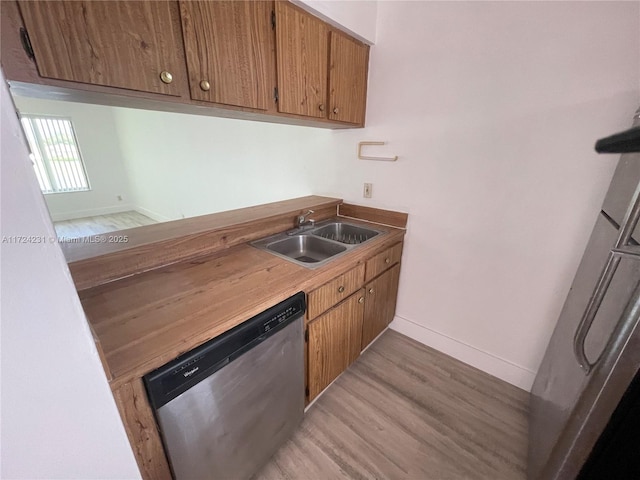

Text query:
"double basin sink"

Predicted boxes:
[[251, 219, 383, 268]]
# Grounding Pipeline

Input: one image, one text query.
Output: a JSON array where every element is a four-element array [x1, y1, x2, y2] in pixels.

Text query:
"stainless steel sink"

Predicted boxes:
[[266, 235, 346, 264], [310, 222, 380, 245], [251, 219, 385, 269]]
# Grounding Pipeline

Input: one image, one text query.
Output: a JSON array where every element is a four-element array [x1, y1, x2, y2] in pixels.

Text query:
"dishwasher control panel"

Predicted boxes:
[[263, 304, 301, 333]]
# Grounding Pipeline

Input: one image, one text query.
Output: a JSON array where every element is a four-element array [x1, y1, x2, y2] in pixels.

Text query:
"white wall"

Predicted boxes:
[[0, 70, 141, 478], [12, 95, 133, 221], [297, 0, 378, 44], [112, 108, 332, 222], [321, 1, 640, 390]]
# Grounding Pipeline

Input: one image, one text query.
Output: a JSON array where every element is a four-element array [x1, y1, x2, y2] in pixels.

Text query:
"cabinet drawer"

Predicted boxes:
[[308, 264, 365, 320], [365, 242, 403, 283]]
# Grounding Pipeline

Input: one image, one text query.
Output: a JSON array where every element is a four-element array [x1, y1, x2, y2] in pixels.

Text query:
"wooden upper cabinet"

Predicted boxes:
[[179, 1, 273, 110], [274, 1, 328, 118], [18, 1, 185, 96], [11, 0, 369, 127], [274, 3, 368, 124], [329, 31, 369, 125]]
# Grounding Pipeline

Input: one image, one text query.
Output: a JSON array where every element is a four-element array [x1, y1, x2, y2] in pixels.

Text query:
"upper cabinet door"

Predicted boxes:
[[274, 1, 328, 118], [179, 1, 273, 110], [328, 31, 369, 125], [18, 1, 184, 96]]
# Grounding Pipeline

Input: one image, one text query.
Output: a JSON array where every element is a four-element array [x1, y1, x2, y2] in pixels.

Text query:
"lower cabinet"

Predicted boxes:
[[306, 242, 403, 403], [307, 291, 365, 400], [361, 264, 401, 350]]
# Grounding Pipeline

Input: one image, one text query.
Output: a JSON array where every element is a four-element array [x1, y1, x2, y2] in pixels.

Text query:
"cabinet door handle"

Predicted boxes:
[[160, 71, 173, 84], [358, 297, 364, 304], [338, 286, 345, 293], [368, 288, 374, 294], [318, 104, 325, 112], [332, 107, 339, 115], [200, 80, 211, 91], [385, 258, 390, 264]]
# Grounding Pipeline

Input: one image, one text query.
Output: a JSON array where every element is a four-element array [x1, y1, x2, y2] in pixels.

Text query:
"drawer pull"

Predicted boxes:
[[358, 297, 364, 304], [338, 286, 345, 293], [159, 71, 173, 84], [368, 288, 374, 294], [385, 258, 390, 264], [200, 80, 211, 91]]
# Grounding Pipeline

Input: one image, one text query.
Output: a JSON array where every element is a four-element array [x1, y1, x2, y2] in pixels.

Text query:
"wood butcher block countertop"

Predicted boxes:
[[78, 203, 406, 390]]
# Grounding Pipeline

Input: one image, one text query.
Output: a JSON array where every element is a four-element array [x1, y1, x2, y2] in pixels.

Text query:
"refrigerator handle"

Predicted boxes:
[[577, 176, 640, 372], [614, 178, 640, 250], [573, 254, 621, 373]]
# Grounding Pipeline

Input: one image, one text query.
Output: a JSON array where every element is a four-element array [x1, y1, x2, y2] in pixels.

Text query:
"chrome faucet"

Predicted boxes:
[[287, 210, 315, 235], [296, 209, 315, 228]]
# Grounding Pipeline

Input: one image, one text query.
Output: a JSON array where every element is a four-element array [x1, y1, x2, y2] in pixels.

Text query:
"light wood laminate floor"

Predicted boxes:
[[54, 210, 157, 238], [256, 330, 529, 480]]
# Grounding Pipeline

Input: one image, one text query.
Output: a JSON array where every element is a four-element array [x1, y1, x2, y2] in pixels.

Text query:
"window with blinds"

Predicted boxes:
[[20, 115, 90, 194]]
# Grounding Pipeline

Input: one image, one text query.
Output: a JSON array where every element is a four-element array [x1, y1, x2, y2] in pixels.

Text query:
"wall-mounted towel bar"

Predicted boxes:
[[357, 142, 398, 162]]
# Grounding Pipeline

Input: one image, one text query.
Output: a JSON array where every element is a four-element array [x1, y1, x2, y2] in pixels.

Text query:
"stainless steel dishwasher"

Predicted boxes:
[[144, 292, 305, 480]]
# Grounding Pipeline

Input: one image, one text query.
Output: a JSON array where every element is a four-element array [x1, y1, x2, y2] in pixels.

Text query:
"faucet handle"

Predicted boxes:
[[297, 209, 315, 226]]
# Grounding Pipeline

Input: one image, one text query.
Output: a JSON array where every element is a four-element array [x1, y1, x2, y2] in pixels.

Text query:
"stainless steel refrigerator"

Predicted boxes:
[[529, 107, 640, 479]]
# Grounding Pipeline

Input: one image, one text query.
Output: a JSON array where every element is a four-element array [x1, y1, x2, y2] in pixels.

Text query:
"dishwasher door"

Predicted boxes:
[[145, 293, 305, 480]]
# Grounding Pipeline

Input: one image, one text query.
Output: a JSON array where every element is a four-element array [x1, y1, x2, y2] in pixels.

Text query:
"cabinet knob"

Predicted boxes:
[[385, 258, 390, 264], [338, 285, 345, 293], [358, 297, 364, 304], [200, 80, 211, 91], [319, 104, 325, 112], [332, 107, 339, 114], [159, 71, 173, 84], [368, 288, 374, 294]]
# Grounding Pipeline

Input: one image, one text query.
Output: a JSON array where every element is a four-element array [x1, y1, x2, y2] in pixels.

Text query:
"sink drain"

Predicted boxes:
[[295, 255, 317, 263]]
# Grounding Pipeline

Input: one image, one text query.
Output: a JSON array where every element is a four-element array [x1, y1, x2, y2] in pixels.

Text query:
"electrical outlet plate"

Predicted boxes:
[[363, 183, 372, 198]]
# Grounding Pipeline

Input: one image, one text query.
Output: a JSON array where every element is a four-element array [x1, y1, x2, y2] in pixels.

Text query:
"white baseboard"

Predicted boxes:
[[133, 206, 172, 223], [50, 204, 133, 222], [389, 315, 536, 392]]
